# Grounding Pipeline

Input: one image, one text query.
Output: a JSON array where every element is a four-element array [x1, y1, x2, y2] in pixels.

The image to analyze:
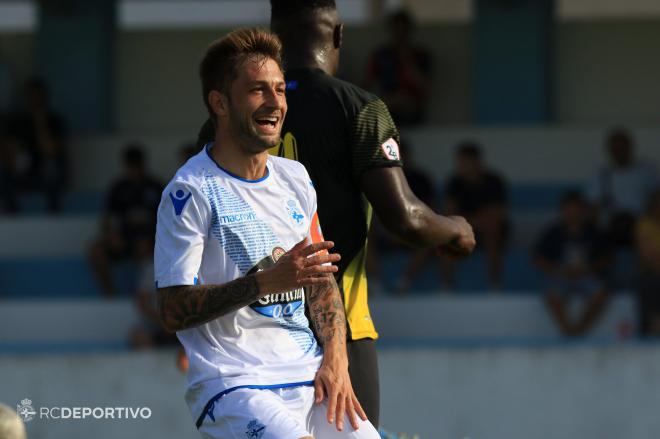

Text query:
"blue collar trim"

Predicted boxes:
[[205, 143, 270, 183]]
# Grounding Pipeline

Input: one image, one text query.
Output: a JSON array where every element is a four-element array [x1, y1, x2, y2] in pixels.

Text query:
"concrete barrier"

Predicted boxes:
[[2, 346, 660, 439]]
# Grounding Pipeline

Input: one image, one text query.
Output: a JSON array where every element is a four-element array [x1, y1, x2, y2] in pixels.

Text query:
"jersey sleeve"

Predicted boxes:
[[301, 169, 326, 246], [154, 181, 210, 288], [350, 98, 403, 180]]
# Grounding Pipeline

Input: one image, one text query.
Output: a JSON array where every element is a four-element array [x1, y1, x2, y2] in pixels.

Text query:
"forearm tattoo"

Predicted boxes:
[[157, 275, 260, 332], [306, 275, 347, 346]]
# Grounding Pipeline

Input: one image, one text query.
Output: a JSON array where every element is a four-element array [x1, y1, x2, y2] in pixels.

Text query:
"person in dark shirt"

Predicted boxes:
[[533, 191, 611, 337], [633, 190, 660, 336], [444, 142, 509, 289], [195, 0, 476, 427], [7, 78, 68, 213], [364, 8, 431, 126], [0, 112, 19, 213], [88, 144, 163, 297]]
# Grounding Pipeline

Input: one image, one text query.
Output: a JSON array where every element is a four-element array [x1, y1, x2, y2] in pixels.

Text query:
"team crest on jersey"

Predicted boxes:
[[169, 189, 192, 216], [285, 199, 305, 227], [272, 246, 285, 262], [246, 419, 265, 439]]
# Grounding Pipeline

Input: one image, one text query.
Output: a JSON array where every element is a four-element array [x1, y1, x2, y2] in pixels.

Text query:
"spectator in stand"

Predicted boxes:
[[0, 113, 20, 213], [364, 8, 431, 126], [533, 191, 611, 337], [130, 238, 178, 349], [7, 78, 68, 213], [444, 142, 509, 289], [635, 190, 660, 336], [586, 128, 659, 249], [88, 144, 163, 297]]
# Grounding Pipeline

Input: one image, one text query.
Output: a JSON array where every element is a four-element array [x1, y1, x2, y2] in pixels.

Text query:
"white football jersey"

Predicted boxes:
[[154, 144, 323, 426]]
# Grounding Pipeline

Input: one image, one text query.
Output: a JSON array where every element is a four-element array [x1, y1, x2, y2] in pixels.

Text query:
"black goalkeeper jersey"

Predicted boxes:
[[197, 68, 403, 340]]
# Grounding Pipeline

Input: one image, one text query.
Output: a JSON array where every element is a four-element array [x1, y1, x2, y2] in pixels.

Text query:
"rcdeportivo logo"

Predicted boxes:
[[17, 399, 35, 422], [15, 398, 151, 422]]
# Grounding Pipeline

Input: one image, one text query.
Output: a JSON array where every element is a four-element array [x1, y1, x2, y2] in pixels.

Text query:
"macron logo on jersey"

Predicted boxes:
[[169, 189, 192, 216]]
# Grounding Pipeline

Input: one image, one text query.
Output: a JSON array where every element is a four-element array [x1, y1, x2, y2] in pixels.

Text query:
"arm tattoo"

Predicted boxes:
[[157, 275, 260, 332], [306, 275, 347, 346]]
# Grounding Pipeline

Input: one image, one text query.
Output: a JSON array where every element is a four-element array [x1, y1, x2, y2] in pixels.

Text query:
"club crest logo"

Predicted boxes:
[[246, 419, 265, 438], [169, 189, 192, 216], [17, 398, 36, 422], [285, 199, 305, 227], [272, 247, 285, 262]]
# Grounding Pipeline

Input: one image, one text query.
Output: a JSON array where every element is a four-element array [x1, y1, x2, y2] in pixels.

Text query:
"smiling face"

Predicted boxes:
[[218, 55, 287, 154]]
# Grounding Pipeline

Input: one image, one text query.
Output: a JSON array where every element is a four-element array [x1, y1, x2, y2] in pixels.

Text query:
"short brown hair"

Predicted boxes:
[[200, 27, 283, 115]]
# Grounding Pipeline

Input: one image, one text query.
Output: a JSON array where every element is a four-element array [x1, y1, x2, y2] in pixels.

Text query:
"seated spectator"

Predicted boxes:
[[130, 238, 178, 349], [635, 190, 660, 336], [88, 144, 163, 297], [533, 191, 611, 337], [364, 8, 431, 126], [444, 142, 509, 289], [7, 78, 69, 213], [586, 128, 659, 249], [0, 113, 19, 213]]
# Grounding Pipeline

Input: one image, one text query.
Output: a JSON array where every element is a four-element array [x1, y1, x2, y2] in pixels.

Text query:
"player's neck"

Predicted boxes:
[[284, 51, 337, 76], [210, 135, 268, 181]]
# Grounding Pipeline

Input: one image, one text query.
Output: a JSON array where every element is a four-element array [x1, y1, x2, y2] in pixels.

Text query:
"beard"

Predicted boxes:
[[228, 105, 281, 154]]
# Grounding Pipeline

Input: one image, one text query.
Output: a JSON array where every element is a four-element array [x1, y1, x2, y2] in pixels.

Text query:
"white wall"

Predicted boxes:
[[403, 126, 660, 184], [5, 19, 660, 131], [65, 126, 660, 192], [2, 346, 660, 439]]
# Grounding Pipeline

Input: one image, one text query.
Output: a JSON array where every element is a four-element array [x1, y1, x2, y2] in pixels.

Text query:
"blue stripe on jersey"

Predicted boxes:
[[204, 175, 280, 274], [203, 174, 319, 353], [274, 304, 319, 355]]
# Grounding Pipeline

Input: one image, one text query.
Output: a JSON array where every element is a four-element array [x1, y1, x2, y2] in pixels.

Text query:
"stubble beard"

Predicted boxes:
[[229, 106, 281, 155]]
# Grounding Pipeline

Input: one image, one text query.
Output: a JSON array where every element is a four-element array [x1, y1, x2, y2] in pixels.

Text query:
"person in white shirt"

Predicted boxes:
[[586, 128, 659, 247], [155, 28, 379, 439]]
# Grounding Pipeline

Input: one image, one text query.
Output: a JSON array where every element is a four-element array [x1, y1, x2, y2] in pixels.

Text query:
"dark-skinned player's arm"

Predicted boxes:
[[361, 166, 475, 257], [351, 97, 475, 258]]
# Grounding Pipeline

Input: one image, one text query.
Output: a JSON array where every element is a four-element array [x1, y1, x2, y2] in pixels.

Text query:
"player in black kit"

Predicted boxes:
[[196, 0, 476, 427]]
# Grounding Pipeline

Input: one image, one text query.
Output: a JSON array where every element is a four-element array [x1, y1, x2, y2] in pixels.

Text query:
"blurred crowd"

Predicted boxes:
[[0, 8, 659, 348], [369, 128, 660, 338]]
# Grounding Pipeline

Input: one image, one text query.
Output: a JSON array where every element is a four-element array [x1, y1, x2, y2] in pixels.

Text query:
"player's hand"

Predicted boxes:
[[313, 355, 367, 432], [437, 215, 476, 259], [255, 238, 340, 294]]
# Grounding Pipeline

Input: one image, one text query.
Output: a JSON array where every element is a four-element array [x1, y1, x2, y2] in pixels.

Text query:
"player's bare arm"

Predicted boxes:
[[361, 166, 476, 256], [306, 274, 368, 432], [158, 239, 339, 332]]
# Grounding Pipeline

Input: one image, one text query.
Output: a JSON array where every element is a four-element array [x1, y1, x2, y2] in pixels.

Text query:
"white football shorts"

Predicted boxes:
[[198, 385, 380, 439]]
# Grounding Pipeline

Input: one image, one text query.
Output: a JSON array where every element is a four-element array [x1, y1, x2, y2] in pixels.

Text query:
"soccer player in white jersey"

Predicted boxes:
[[154, 28, 381, 439]]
